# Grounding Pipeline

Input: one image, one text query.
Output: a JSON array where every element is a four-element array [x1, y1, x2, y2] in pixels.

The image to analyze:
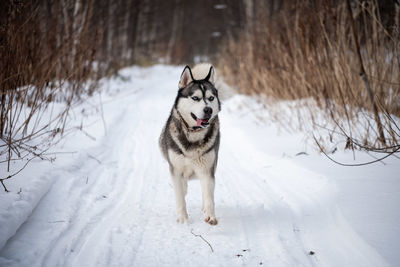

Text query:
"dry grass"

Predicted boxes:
[[0, 1, 102, 191], [218, 0, 400, 151]]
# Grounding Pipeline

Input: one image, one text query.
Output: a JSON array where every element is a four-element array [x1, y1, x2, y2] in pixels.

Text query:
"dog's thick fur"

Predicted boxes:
[[159, 64, 221, 225]]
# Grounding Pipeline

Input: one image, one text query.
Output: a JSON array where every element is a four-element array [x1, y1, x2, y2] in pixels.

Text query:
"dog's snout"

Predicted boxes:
[[203, 107, 212, 116]]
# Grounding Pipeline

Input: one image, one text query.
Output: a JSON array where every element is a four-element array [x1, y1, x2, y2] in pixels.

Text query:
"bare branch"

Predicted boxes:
[[313, 135, 400, 167], [190, 229, 214, 253]]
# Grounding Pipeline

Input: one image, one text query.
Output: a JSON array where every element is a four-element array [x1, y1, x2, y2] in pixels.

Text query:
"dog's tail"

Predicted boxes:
[[192, 63, 215, 84]]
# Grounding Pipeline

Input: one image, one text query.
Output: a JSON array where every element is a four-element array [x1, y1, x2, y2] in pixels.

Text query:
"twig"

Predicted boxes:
[[44, 151, 78, 155], [365, 150, 386, 165], [1, 179, 9, 192], [98, 91, 107, 136], [313, 135, 400, 167], [79, 128, 96, 141], [1, 156, 36, 192], [191, 229, 214, 252], [87, 153, 102, 164]]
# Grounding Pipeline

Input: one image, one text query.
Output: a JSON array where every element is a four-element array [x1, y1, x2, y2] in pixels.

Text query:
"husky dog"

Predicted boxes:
[[159, 64, 221, 225]]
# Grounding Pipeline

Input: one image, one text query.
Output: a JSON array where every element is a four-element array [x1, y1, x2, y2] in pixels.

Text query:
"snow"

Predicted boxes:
[[0, 65, 399, 266], [213, 4, 227, 10]]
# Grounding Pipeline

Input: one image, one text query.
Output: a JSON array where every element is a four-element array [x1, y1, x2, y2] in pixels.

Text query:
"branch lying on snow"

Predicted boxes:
[[313, 135, 400, 167], [87, 153, 102, 165], [312, 102, 400, 166], [191, 229, 214, 252]]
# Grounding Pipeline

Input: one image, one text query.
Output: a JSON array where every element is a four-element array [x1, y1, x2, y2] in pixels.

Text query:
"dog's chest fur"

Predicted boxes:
[[172, 113, 218, 153], [159, 109, 220, 177]]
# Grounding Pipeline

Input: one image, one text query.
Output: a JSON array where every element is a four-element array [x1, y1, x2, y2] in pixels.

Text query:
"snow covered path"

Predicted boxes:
[[0, 66, 394, 266]]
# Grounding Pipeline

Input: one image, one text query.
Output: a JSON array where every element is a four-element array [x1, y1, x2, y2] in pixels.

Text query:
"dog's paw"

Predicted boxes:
[[204, 216, 218, 225], [176, 213, 191, 224]]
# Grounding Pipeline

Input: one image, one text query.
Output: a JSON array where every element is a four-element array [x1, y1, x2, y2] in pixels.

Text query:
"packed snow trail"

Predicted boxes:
[[0, 66, 390, 266]]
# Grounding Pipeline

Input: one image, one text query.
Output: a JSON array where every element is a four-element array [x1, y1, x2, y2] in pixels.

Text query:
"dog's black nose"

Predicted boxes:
[[203, 107, 212, 116]]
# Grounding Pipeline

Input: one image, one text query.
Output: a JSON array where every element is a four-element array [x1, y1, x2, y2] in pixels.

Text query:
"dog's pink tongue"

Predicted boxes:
[[197, 119, 207, 126]]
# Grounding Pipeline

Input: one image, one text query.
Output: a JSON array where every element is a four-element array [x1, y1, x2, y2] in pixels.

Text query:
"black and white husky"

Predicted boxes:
[[159, 63, 221, 225]]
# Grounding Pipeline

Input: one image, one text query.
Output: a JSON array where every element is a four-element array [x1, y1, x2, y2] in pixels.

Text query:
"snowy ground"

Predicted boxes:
[[0, 65, 399, 267]]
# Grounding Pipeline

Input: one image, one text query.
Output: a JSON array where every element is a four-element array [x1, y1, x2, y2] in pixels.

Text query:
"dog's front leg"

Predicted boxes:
[[171, 173, 189, 224], [199, 174, 217, 225]]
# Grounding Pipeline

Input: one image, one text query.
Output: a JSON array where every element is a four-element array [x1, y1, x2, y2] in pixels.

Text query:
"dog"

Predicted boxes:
[[159, 63, 221, 225]]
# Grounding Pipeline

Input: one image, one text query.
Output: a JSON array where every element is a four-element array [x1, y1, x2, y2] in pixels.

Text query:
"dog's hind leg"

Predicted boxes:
[[199, 174, 217, 225], [171, 173, 189, 224]]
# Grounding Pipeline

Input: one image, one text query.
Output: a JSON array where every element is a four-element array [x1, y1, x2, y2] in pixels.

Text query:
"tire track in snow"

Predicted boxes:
[[0, 86, 154, 267], [41, 100, 145, 267], [53, 83, 174, 266], [46, 95, 161, 267], [216, 133, 314, 266], [214, 106, 389, 267]]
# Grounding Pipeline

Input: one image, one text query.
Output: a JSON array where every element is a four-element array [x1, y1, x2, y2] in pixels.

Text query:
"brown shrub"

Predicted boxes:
[[0, 1, 101, 191], [218, 0, 400, 149]]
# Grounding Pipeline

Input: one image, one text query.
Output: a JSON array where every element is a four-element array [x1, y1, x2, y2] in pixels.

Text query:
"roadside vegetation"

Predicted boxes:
[[218, 0, 400, 159]]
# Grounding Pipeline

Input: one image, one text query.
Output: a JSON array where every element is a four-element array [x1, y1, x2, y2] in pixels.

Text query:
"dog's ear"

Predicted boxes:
[[204, 66, 215, 85], [179, 66, 194, 89]]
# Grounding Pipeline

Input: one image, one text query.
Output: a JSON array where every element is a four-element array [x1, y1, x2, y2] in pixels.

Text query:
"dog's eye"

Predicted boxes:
[[208, 96, 214, 101], [191, 96, 200, 101]]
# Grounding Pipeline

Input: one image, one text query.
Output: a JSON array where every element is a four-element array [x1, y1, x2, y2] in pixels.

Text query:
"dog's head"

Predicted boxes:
[[175, 64, 221, 129]]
